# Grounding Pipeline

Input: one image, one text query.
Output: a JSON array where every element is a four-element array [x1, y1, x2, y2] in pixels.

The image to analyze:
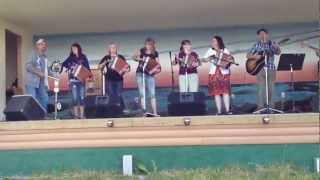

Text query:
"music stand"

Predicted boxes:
[[277, 53, 305, 112]]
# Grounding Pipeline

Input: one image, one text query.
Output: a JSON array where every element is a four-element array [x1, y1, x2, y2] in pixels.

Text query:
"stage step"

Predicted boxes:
[[0, 113, 318, 150]]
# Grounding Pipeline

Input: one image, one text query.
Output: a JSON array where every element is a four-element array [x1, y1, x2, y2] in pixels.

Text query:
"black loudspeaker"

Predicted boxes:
[[167, 92, 207, 116], [3, 95, 46, 121], [232, 103, 257, 114], [84, 95, 123, 119]]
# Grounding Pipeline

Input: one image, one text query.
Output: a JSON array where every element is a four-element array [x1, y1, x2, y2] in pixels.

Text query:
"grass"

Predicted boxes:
[[2, 164, 319, 180]]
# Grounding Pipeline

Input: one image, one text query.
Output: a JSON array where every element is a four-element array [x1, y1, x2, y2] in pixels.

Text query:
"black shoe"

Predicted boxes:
[[226, 111, 233, 115]]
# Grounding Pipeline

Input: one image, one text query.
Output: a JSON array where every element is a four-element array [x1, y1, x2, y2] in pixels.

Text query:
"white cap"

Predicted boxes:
[[36, 38, 46, 45]]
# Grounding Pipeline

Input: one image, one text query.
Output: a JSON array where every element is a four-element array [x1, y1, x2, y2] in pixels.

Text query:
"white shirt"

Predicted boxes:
[[204, 48, 231, 75]]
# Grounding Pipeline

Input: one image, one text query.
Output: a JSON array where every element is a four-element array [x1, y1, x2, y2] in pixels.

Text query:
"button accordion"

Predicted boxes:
[[109, 56, 130, 75], [143, 57, 161, 75], [73, 64, 92, 83], [177, 54, 198, 68], [210, 53, 235, 69]]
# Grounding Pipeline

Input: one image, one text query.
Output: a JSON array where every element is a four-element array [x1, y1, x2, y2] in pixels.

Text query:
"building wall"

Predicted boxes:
[[0, 18, 33, 120]]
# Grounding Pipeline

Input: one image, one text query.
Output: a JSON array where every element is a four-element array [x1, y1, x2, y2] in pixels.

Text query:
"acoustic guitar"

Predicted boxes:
[[245, 38, 289, 75]]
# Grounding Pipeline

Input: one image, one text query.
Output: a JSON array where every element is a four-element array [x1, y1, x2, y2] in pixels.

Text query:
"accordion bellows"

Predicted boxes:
[[74, 65, 91, 83]]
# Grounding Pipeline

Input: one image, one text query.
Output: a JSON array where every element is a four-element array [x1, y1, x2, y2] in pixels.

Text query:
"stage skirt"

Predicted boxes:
[[208, 67, 231, 96]]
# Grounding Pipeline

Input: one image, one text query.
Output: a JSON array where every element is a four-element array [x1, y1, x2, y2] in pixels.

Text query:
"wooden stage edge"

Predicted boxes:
[[0, 113, 319, 150]]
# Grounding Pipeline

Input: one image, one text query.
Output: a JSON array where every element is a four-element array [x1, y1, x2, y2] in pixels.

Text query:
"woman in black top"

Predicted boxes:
[[132, 37, 160, 116], [98, 42, 129, 106], [61, 43, 91, 119]]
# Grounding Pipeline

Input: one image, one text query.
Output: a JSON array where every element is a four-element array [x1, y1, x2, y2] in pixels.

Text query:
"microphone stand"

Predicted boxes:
[[254, 49, 283, 114], [142, 57, 148, 112], [184, 54, 189, 92], [102, 65, 107, 96], [48, 75, 60, 120], [169, 51, 175, 92]]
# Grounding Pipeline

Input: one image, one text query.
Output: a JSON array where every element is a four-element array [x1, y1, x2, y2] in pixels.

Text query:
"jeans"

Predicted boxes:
[[25, 83, 49, 113], [256, 68, 276, 108], [178, 73, 199, 92], [70, 81, 85, 106], [106, 80, 125, 107], [136, 73, 156, 99]]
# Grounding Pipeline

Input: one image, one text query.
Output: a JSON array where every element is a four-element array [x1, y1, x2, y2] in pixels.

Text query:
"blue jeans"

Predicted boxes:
[[25, 83, 49, 113], [136, 73, 156, 99], [106, 80, 124, 105], [70, 81, 85, 106]]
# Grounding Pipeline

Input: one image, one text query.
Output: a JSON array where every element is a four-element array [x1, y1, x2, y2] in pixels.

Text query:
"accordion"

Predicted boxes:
[[109, 56, 130, 75], [143, 57, 161, 75], [73, 64, 91, 83], [210, 53, 235, 69], [177, 54, 198, 68]]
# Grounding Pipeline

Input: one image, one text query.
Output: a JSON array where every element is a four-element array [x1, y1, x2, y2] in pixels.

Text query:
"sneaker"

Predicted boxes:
[[226, 111, 233, 115], [144, 112, 160, 117]]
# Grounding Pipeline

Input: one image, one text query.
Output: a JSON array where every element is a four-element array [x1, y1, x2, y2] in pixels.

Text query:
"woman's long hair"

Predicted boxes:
[[69, 43, 83, 57], [179, 39, 191, 53], [213, 36, 225, 50], [143, 37, 156, 54]]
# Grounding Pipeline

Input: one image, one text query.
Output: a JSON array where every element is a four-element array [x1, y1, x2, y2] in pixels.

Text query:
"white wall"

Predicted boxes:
[[0, 18, 33, 120]]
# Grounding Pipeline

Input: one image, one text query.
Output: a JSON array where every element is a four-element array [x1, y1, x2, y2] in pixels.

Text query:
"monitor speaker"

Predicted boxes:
[[3, 95, 46, 121], [167, 92, 207, 116]]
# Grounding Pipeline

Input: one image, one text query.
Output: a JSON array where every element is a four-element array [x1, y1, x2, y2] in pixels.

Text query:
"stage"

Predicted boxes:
[[0, 113, 318, 150], [0, 113, 318, 176]]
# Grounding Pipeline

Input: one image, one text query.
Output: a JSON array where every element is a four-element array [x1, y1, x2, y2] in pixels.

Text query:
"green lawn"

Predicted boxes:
[[3, 164, 319, 180]]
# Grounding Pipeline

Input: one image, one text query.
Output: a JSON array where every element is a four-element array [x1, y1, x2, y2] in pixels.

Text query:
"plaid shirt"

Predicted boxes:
[[248, 41, 280, 70]]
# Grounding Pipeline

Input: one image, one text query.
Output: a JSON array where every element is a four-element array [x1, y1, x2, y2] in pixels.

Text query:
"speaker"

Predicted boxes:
[[84, 95, 123, 118], [232, 103, 257, 114], [167, 92, 207, 116], [3, 95, 46, 121], [84, 95, 97, 118]]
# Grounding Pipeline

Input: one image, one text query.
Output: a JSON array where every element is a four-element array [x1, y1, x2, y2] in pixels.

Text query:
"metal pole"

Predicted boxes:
[[102, 67, 106, 96], [264, 56, 269, 112], [142, 57, 148, 111], [185, 55, 189, 92], [169, 51, 175, 91], [53, 78, 59, 120], [290, 64, 296, 112]]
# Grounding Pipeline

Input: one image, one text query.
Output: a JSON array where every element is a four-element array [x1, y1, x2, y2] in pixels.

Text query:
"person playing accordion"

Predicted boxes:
[[61, 43, 91, 119], [98, 42, 129, 109]]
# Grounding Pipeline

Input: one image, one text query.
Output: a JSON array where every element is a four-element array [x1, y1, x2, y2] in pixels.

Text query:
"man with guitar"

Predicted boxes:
[[247, 28, 281, 110]]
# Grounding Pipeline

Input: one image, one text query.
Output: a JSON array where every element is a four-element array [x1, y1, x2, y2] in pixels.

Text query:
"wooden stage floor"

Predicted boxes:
[[0, 113, 318, 150]]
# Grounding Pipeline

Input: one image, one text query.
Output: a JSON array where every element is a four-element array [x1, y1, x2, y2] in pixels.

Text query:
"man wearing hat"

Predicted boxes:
[[25, 39, 49, 113], [247, 28, 281, 110]]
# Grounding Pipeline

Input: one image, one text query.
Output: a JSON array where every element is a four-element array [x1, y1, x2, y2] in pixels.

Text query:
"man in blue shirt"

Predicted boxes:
[[247, 28, 281, 109]]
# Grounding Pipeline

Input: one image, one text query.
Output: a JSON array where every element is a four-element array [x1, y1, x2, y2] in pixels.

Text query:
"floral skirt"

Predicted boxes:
[[208, 68, 231, 96]]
